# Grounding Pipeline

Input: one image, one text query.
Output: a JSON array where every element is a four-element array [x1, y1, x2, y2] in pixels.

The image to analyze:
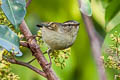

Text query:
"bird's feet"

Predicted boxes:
[[46, 61, 52, 69], [46, 49, 52, 68]]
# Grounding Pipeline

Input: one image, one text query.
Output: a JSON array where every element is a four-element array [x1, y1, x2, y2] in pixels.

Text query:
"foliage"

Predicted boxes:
[[1, 0, 26, 29], [0, 1, 23, 79], [0, 10, 13, 29], [105, 0, 120, 27], [0, 60, 20, 80], [0, 9, 22, 56], [0, 49, 20, 80], [1, 0, 120, 80], [102, 24, 120, 80], [101, 0, 120, 79], [103, 28, 120, 70], [0, 0, 75, 79]]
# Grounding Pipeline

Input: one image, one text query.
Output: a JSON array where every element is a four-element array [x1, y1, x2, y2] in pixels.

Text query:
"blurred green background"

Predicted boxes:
[[11, 0, 107, 80]]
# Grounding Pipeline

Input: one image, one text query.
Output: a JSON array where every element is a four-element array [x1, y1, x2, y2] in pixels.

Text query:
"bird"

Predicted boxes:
[[37, 20, 80, 50], [36, 20, 80, 67]]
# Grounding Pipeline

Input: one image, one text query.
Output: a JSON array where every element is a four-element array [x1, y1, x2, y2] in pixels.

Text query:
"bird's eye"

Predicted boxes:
[[50, 23, 56, 27], [47, 23, 57, 31]]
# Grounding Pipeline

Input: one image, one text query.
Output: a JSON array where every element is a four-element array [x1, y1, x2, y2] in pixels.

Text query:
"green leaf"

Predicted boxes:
[[80, 0, 92, 16], [102, 24, 120, 79], [102, 24, 120, 56], [102, 24, 120, 63], [101, 0, 112, 8], [0, 25, 22, 56], [105, 0, 120, 26], [1, 0, 26, 29]]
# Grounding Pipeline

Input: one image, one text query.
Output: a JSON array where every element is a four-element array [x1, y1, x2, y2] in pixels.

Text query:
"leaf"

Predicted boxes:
[[0, 25, 22, 56], [1, 0, 26, 29], [102, 24, 120, 79], [102, 24, 120, 60], [105, 0, 120, 26], [101, 0, 112, 8], [80, 0, 92, 16]]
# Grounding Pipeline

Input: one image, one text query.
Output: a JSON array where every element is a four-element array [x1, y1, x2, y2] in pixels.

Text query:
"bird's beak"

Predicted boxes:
[[36, 23, 49, 28]]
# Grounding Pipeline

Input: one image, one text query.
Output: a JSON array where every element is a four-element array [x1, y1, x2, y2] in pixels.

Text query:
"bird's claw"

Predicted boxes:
[[46, 62, 52, 68]]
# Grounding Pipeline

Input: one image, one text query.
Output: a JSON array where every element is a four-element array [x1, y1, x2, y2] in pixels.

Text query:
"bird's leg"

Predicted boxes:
[[46, 48, 52, 68]]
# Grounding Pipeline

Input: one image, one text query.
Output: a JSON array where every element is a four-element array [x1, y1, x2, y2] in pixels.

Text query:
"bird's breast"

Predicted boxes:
[[42, 27, 76, 50]]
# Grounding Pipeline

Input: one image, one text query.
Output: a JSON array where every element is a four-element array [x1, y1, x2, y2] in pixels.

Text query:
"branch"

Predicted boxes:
[[20, 41, 28, 47], [19, 20, 59, 80], [78, 0, 107, 80], [82, 13, 107, 80], [14, 1, 59, 79], [7, 58, 46, 78]]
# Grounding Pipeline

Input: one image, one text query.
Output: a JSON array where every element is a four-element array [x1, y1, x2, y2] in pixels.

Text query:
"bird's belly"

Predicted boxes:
[[42, 28, 73, 50]]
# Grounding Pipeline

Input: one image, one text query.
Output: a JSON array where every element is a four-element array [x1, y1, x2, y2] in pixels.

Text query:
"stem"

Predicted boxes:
[[7, 58, 46, 77], [78, 0, 107, 80], [82, 14, 107, 80]]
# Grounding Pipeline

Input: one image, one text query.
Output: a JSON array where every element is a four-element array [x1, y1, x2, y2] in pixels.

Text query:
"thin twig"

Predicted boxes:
[[7, 58, 46, 78], [78, 0, 107, 80], [27, 57, 36, 64]]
